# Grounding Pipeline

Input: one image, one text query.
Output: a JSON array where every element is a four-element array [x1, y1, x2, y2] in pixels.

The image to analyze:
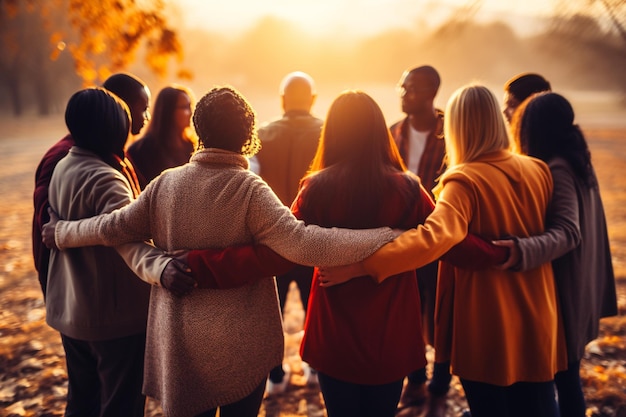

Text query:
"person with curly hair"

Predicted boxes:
[[44, 87, 194, 417], [42, 86, 399, 417]]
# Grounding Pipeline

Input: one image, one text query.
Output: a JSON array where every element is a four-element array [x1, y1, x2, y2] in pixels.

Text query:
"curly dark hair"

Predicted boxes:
[[192, 86, 261, 157]]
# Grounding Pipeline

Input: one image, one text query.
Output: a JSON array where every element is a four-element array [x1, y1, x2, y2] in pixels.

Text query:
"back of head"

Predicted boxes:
[[102, 73, 147, 106], [314, 90, 402, 171], [445, 84, 510, 166], [516, 92, 593, 186], [408, 65, 441, 93], [193, 86, 260, 157], [504, 73, 551, 103], [65, 87, 131, 159], [280, 71, 316, 113], [304, 90, 407, 227]]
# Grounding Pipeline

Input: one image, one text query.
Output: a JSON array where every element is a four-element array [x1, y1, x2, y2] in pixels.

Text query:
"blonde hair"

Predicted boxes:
[[444, 84, 510, 167]]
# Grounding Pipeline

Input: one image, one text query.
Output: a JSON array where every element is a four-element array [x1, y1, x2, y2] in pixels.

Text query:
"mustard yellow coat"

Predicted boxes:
[[363, 150, 567, 386]]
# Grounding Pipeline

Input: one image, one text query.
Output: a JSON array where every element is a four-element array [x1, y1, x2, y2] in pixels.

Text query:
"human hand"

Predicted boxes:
[[161, 255, 197, 297], [492, 239, 520, 270], [42, 207, 60, 250], [318, 261, 366, 287]]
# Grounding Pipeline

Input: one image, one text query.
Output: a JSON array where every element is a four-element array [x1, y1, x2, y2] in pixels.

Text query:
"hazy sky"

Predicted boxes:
[[175, 0, 557, 36]]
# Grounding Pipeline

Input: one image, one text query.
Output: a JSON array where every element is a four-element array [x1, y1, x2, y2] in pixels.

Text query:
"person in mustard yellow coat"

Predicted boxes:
[[320, 84, 566, 417]]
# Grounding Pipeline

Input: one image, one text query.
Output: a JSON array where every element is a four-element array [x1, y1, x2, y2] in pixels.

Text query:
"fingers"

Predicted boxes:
[[491, 239, 515, 248], [491, 240, 517, 270], [47, 207, 61, 223], [161, 259, 197, 297]]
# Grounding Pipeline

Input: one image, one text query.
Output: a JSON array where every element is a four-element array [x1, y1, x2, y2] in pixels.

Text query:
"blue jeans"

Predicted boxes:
[[460, 378, 559, 417], [318, 372, 404, 417]]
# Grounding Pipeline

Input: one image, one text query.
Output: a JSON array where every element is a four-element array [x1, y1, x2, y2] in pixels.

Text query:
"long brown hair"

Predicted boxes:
[[144, 85, 197, 146], [298, 90, 413, 227]]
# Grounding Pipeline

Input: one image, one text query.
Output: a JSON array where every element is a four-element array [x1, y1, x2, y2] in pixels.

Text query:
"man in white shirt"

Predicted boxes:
[[389, 65, 448, 417]]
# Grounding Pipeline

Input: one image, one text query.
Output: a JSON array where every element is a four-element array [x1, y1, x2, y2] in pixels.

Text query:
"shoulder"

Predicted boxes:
[[392, 170, 421, 188], [258, 118, 284, 135], [389, 118, 406, 136], [127, 135, 156, 157], [547, 157, 572, 173], [36, 135, 74, 178], [523, 154, 552, 181]]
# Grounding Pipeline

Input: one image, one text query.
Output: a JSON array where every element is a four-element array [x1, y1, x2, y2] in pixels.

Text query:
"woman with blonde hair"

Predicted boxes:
[[322, 84, 565, 417]]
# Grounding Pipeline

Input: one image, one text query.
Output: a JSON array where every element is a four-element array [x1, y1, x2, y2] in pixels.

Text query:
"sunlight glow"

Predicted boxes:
[[174, 0, 559, 37]]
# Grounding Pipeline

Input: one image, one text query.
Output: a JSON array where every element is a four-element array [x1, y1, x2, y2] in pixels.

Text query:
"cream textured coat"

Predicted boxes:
[[55, 148, 396, 416]]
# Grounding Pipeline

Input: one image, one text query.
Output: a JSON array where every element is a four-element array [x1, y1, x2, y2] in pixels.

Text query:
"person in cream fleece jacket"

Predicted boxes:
[[43, 86, 396, 417]]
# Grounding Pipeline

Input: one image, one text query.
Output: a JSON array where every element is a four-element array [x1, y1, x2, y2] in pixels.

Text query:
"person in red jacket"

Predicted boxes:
[[176, 91, 507, 417]]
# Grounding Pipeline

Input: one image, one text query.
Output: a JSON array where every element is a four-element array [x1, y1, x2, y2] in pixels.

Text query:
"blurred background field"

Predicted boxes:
[[1, 0, 626, 415]]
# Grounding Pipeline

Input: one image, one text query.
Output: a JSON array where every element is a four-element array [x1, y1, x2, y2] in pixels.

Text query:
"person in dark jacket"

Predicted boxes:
[[32, 72, 151, 298], [389, 65, 449, 417], [255, 71, 324, 393], [496, 92, 618, 417]]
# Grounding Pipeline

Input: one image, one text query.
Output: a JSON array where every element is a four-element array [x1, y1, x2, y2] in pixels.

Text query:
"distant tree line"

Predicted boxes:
[[0, 0, 624, 117]]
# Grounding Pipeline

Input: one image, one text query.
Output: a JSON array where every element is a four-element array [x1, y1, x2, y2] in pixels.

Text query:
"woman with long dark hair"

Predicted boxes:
[[498, 92, 618, 417], [127, 85, 197, 189], [322, 85, 566, 417], [292, 90, 434, 416]]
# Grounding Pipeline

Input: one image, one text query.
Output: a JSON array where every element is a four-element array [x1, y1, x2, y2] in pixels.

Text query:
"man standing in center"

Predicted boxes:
[[255, 71, 323, 393], [389, 65, 449, 417]]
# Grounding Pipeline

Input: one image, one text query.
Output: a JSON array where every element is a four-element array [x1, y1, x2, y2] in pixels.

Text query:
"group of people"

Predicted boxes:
[[33, 66, 618, 417]]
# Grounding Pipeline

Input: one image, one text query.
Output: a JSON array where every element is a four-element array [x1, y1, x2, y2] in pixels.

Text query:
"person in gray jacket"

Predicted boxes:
[[495, 92, 618, 417], [46, 88, 195, 417]]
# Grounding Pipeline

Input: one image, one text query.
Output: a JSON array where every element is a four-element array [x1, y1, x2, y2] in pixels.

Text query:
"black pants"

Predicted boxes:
[[194, 379, 266, 417], [554, 360, 586, 417], [408, 361, 452, 397], [269, 264, 314, 383], [460, 378, 559, 417], [275, 264, 314, 313], [318, 372, 404, 417], [407, 261, 451, 396], [61, 333, 146, 417]]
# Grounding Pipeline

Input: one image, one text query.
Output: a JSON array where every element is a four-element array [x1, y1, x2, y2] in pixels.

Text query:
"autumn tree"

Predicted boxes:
[[0, 0, 188, 116]]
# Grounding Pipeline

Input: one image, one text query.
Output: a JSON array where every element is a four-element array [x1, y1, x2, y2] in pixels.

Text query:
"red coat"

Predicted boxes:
[[295, 172, 432, 384], [32, 134, 74, 296]]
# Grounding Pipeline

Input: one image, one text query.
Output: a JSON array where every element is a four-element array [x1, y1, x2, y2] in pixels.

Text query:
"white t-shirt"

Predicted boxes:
[[406, 126, 429, 174]]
